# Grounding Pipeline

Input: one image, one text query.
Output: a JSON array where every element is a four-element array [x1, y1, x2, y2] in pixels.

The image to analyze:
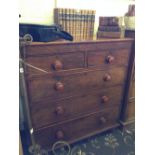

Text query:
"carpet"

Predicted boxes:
[[21, 125, 135, 155]]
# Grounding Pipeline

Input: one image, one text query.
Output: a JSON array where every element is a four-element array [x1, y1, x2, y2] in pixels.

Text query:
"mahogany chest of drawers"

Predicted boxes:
[[20, 38, 134, 150]]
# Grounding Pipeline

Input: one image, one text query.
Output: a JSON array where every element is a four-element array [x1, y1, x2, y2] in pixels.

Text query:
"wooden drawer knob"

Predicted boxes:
[[55, 82, 64, 91], [53, 60, 63, 71], [100, 117, 106, 124], [106, 55, 115, 63], [55, 106, 64, 115], [101, 96, 109, 103], [56, 130, 64, 139], [103, 74, 111, 81]]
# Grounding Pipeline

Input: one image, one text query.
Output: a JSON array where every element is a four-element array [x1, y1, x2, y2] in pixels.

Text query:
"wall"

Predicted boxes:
[[19, 0, 56, 25]]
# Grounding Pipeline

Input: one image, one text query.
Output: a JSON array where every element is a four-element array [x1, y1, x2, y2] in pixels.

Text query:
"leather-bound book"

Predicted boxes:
[[61, 8, 65, 31], [80, 10, 84, 40], [70, 9, 74, 36], [99, 17, 119, 26], [99, 17, 109, 26], [54, 8, 63, 28], [54, 8, 58, 25], [73, 9, 76, 39], [98, 26, 120, 32], [91, 10, 96, 39], [97, 31, 121, 38], [87, 10, 92, 39], [108, 17, 119, 26], [77, 10, 80, 40], [85, 10, 90, 40]]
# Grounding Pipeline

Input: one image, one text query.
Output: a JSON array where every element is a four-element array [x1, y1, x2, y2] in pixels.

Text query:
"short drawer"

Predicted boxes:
[[34, 106, 120, 150], [27, 67, 127, 102], [24, 52, 85, 74], [31, 86, 123, 129], [88, 49, 130, 68]]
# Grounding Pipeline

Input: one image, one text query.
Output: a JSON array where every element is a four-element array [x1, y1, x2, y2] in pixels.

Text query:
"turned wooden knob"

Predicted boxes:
[[56, 130, 64, 139], [55, 82, 64, 91], [103, 74, 111, 81], [100, 117, 106, 124], [53, 60, 63, 70], [101, 96, 109, 103], [106, 55, 115, 63], [55, 106, 64, 115]]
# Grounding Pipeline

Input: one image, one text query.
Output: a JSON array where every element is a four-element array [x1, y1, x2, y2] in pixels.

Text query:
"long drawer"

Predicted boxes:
[[27, 67, 127, 102], [34, 106, 120, 150], [30, 85, 123, 129]]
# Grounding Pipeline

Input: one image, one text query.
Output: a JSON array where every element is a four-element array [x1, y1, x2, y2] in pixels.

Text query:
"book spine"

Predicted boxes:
[[67, 8, 70, 33], [70, 9, 74, 36], [74, 9, 77, 40], [64, 8, 68, 32], [79, 10, 82, 40], [76, 10, 79, 40], [88, 10, 92, 39], [83, 10, 87, 40], [74, 10, 76, 40], [78, 10, 81, 40], [57, 8, 62, 26], [73, 9, 76, 40], [54, 8, 58, 25], [80, 10, 84, 40], [61, 8, 65, 31], [59, 8, 65, 30], [90, 10, 93, 39], [85, 10, 89, 40], [91, 10, 95, 39], [68, 9, 72, 34]]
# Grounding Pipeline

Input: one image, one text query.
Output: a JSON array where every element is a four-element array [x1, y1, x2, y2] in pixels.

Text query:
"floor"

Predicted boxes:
[[21, 124, 135, 155]]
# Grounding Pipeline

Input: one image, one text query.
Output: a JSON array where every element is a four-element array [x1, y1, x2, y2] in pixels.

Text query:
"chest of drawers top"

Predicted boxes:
[[22, 38, 133, 55]]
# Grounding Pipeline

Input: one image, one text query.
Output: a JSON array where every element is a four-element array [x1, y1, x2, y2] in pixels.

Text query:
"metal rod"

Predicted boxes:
[[19, 40, 36, 146]]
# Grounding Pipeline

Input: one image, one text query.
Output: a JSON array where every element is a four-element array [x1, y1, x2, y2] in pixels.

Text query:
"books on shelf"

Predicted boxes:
[[54, 8, 96, 41]]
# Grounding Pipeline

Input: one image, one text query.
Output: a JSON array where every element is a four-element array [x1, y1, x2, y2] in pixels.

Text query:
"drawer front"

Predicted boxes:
[[88, 49, 130, 68], [34, 106, 120, 150], [27, 67, 127, 102], [31, 86, 123, 129], [25, 52, 85, 74]]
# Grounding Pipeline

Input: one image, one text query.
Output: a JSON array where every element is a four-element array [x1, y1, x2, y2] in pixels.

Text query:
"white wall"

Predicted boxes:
[[19, 0, 55, 25]]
